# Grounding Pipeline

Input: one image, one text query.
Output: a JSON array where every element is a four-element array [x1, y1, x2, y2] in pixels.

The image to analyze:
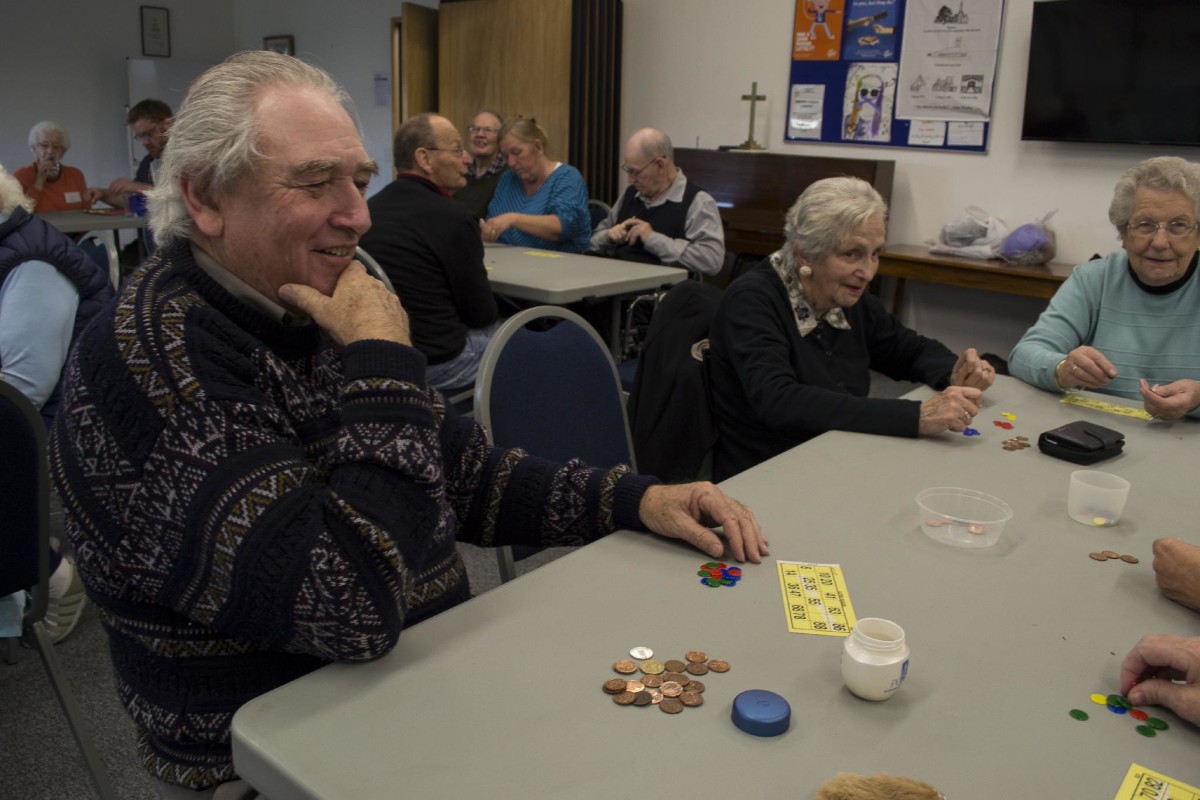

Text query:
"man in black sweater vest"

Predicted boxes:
[[588, 127, 725, 277], [360, 114, 500, 391]]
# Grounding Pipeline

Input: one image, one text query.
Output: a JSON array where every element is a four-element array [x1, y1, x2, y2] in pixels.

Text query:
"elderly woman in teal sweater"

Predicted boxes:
[[1010, 156, 1200, 421]]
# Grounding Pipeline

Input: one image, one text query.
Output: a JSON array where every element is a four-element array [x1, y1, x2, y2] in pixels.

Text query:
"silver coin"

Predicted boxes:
[[629, 646, 654, 660]]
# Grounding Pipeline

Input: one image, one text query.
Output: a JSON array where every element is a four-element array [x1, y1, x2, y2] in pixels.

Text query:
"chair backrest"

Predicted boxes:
[[356, 246, 397, 295], [588, 198, 612, 232], [78, 231, 120, 288], [475, 306, 636, 471], [0, 380, 49, 611]]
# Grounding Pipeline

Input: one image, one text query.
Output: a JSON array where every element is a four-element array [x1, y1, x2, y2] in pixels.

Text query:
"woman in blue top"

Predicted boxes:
[[482, 117, 591, 253], [1010, 156, 1200, 421]]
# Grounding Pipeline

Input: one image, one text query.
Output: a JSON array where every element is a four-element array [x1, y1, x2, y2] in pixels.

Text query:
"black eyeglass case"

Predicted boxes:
[[1038, 420, 1125, 465]]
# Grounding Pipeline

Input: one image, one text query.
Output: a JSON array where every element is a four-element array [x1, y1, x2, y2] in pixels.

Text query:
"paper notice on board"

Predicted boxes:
[[841, 62, 897, 142], [895, 0, 1001, 121], [789, 84, 826, 139], [793, 0, 845, 61], [907, 120, 946, 146], [947, 121, 984, 146]]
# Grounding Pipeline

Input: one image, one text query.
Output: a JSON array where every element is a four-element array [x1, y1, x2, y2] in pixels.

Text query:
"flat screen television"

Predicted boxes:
[[1021, 0, 1200, 147]]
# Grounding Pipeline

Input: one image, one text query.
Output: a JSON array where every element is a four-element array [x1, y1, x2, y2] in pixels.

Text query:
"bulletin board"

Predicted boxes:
[[785, 0, 1004, 153]]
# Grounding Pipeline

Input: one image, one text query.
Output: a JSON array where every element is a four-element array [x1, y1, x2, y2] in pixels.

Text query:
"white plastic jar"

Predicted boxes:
[[841, 617, 909, 701]]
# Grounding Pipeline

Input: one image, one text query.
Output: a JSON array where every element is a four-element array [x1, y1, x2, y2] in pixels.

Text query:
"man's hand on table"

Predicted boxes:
[[638, 483, 768, 564]]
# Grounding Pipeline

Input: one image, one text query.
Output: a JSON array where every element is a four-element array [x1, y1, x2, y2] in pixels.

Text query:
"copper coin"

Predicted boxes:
[[625, 680, 645, 693], [1120, 554, 1140, 564], [685, 651, 708, 663], [641, 674, 664, 688], [1015, 436, 1029, 441], [680, 691, 704, 707], [1088, 552, 1108, 562], [613, 659, 637, 674], [1003, 445, 1016, 451], [685, 661, 709, 675], [613, 691, 636, 705], [632, 691, 652, 706], [603, 678, 628, 694], [662, 671, 688, 684], [660, 681, 684, 698], [707, 659, 730, 673], [1101, 550, 1120, 559], [684, 680, 706, 694], [647, 688, 663, 704], [968, 524, 986, 535], [659, 697, 684, 714], [640, 659, 665, 675], [663, 659, 687, 673]]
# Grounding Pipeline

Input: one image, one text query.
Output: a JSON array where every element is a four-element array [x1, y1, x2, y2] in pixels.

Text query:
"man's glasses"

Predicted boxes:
[[424, 145, 465, 156], [133, 128, 159, 142], [467, 126, 498, 135], [1128, 219, 1198, 238], [621, 157, 659, 177]]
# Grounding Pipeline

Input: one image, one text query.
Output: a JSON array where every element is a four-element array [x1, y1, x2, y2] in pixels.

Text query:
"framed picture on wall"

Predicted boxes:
[[263, 35, 295, 56], [140, 6, 171, 58]]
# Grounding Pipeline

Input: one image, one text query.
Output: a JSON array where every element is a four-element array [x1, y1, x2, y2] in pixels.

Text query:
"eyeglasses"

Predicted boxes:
[[621, 157, 660, 177], [133, 128, 159, 142], [1128, 219, 1198, 238], [859, 88, 880, 98], [34, 141, 65, 154], [467, 126, 498, 135], [423, 145, 465, 156]]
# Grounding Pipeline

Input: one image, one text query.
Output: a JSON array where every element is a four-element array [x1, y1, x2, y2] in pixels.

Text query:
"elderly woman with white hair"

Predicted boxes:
[[1010, 156, 1200, 421], [708, 176, 995, 481], [14, 121, 92, 212]]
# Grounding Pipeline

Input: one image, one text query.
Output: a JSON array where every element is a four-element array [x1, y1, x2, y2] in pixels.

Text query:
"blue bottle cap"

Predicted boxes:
[[731, 689, 791, 736]]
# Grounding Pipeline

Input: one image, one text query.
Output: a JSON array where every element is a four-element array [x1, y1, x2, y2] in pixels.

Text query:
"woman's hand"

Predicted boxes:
[[950, 347, 996, 390], [481, 213, 517, 243], [918, 385, 982, 436], [1140, 378, 1200, 421], [1056, 346, 1117, 389]]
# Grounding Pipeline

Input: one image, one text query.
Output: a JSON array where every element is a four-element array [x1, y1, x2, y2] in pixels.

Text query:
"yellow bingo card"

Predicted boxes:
[[1061, 394, 1153, 421], [1114, 763, 1200, 799], [777, 561, 857, 636]]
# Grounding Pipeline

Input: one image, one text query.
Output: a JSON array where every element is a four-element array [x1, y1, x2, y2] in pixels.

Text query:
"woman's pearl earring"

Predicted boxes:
[[799, 265, 813, 277]]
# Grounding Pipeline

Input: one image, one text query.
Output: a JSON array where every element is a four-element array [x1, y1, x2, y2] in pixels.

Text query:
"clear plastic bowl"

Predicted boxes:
[[916, 487, 1013, 548]]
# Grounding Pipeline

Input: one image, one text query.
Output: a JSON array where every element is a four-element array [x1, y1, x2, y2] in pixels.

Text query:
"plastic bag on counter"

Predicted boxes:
[[927, 206, 1009, 260], [998, 210, 1057, 265]]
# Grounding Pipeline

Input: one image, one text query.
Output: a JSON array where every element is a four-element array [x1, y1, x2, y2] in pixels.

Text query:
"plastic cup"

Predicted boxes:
[[128, 193, 147, 217], [1067, 470, 1130, 527]]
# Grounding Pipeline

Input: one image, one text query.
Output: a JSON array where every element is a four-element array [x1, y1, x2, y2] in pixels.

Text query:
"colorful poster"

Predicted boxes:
[[841, 62, 897, 141], [842, 0, 899, 61], [793, 0, 846, 61], [895, 0, 1002, 121]]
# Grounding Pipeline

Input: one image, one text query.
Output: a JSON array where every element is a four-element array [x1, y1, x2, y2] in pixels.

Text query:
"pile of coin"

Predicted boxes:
[[604, 648, 730, 714], [1001, 435, 1031, 452], [1088, 550, 1139, 564]]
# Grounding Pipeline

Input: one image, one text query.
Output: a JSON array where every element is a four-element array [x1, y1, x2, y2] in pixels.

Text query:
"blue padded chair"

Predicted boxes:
[[0, 381, 117, 800], [474, 306, 637, 583]]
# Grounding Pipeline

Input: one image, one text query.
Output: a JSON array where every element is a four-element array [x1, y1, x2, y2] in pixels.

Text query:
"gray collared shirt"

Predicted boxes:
[[191, 244, 310, 325]]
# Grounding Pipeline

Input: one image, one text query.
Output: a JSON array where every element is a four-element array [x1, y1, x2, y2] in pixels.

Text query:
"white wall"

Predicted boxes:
[[1, 1, 235, 189], [620, 0, 1200, 356]]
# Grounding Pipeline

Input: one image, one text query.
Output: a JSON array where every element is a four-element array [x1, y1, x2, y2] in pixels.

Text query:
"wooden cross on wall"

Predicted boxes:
[[737, 81, 767, 151]]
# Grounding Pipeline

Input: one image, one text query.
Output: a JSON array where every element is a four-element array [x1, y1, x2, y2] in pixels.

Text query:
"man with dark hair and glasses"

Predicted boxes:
[[87, 98, 173, 210], [360, 113, 500, 391]]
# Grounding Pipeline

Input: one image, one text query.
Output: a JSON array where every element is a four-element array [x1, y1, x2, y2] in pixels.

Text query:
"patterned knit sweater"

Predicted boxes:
[[48, 242, 655, 789]]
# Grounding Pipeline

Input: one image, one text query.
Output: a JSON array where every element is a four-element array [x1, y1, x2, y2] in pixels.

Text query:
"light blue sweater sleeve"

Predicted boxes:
[[0, 260, 80, 409], [1009, 259, 1103, 392]]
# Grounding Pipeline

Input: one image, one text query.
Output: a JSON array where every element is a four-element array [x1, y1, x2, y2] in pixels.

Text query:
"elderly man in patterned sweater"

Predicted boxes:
[[48, 51, 767, 798]]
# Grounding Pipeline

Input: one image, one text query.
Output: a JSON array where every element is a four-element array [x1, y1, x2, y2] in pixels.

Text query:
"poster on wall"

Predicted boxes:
[[842, 62, 898, 141], [895, 0, 1002, 121], [793, 0, 846, 61], [842, 0, 899, 61], [789, 84, 827, 139]]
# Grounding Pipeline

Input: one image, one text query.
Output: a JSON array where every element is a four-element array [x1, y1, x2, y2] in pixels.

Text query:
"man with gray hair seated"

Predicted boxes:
[[359, 113, 500, 392], [589, 127, 725, 276], [49, 51, 767, 797]]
